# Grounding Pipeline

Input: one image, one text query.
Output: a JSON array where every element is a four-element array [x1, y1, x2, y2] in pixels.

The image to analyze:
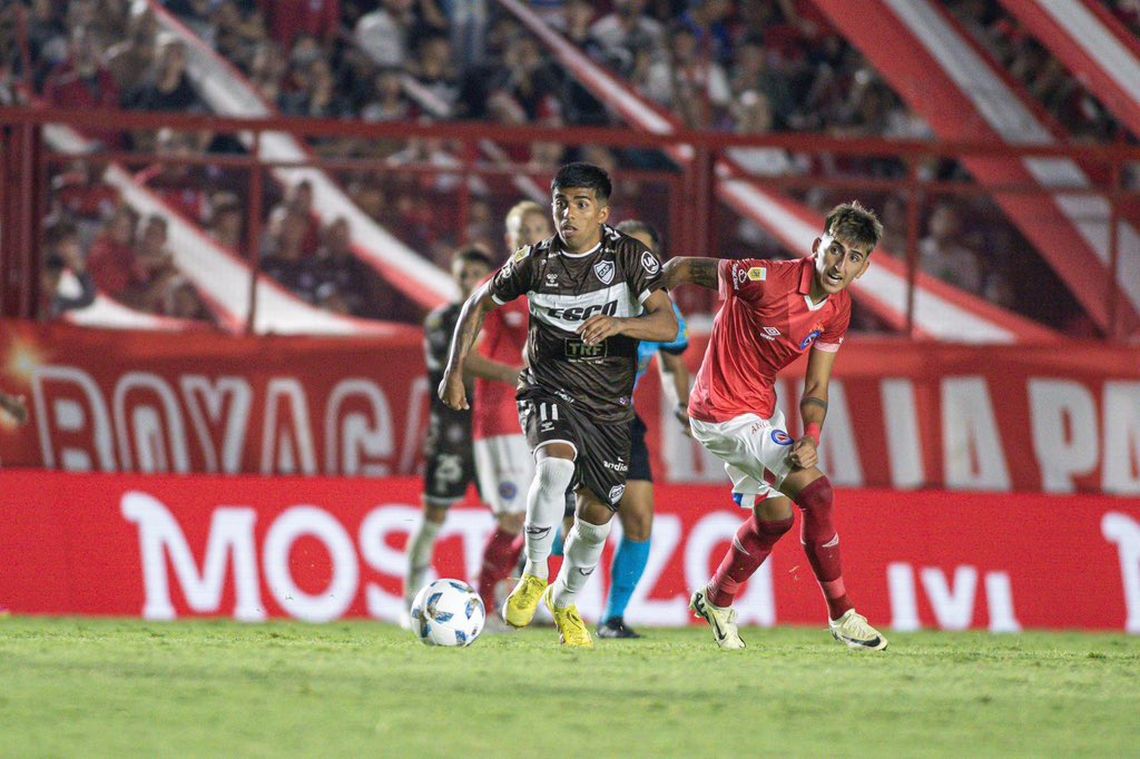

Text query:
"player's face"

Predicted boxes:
[[453, 259, 490, 300], [813, 233, 872, 296], [552, 187, 610, 253], [507, 211, 552, 250]]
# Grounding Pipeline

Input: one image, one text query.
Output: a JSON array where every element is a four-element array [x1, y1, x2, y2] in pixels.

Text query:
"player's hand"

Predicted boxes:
[[0, 393, 29, 426], [578, 315, 623, 346], [438, 372, 469, 411], [789, 436, 818, 469], [674, 404, 693, 438]]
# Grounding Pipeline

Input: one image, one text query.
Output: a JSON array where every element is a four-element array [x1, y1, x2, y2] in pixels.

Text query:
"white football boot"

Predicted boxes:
[[829, 609, 888, 651], [689, 587, 746, 651]]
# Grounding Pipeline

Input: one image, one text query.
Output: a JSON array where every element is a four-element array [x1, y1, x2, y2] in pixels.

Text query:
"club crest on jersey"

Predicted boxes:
[[593, 259, 615, 285], [800, 324, 825, 350], [771, 429, 794, 446], [640, 250, 660, 276], [608, 484, 626, 504]]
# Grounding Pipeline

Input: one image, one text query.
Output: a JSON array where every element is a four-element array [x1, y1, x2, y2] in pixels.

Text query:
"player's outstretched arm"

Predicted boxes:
[[790, 348, 837, 470], [579, 289, 678, 346], [439, 283, 502, 410], [464, 337, 522, 386], [662, 257, 719, 290], [0, 392, 28, 426]]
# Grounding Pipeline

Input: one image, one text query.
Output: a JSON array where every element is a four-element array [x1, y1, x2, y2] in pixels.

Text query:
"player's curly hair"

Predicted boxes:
[[552, 162, 612, 203], [825, 201, 883, 251]]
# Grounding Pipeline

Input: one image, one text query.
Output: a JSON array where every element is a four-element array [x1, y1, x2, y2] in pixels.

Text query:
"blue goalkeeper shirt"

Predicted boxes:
[[634, 303, 689, 390]]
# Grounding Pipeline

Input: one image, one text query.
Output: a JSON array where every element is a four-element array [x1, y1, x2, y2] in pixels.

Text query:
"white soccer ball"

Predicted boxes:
[[410, 579, 485, 647]]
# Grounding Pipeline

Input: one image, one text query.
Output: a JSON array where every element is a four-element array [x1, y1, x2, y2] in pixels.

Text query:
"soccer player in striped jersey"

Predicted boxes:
[[663, 201, 889, 651], [439, 163, 678, 647]]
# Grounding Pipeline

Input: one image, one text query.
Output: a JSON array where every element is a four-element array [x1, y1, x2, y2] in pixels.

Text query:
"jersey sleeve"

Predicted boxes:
[[623, 239, 667, 304], [814, 296, 851, 353], [718, 258, 770, 303], [489, 246, 535, 305], [658, 303, 689, 355]]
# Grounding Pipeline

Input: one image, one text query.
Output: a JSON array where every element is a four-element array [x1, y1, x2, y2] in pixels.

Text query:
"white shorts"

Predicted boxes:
[[689, 410, 795, 509], [473, 434, 534, 515]]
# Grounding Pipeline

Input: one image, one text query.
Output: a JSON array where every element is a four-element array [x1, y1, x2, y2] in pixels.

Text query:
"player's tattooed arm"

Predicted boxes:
[[662, 257, 719, 291], [791, 350, 837, 469], [439, 283, 501, 410]]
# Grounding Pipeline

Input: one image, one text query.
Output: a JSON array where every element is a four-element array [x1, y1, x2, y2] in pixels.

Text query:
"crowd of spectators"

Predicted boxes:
[[0, 0, 1131, 334]]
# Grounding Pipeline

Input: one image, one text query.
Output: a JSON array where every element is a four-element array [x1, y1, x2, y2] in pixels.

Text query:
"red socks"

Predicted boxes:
[[794, 477, 854, 620], [478, 527, 523, 611], [707, 512, 794, 607]]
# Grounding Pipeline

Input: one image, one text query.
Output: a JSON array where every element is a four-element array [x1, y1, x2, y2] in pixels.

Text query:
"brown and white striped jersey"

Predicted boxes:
[[488, 224, 666, 425]]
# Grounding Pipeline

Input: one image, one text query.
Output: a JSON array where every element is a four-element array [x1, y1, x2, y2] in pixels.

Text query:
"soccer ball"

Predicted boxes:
[[410, 579, 485, 647]]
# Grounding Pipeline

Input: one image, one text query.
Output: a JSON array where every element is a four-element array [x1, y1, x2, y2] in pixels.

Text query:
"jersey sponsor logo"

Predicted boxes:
[[732, 265, 749, 290], [564, 339, 607, 360], [548, 300, 618, 322], [640, 250, 660, 276], [504, 311, 525, 327], [770, 429, 794, 446], [498, 482, 518, 501], [748, 267, 767, 281], [593, 260, 615, 285], [608, 483, 626, 504]]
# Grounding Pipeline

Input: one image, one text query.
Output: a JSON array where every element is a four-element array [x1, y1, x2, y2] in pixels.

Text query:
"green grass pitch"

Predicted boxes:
[[2, 618, 1137, 757]]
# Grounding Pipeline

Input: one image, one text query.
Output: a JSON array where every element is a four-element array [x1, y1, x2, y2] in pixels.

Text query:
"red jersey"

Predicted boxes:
[[472, 297, 529, 439], [689, 256, 850, 424]]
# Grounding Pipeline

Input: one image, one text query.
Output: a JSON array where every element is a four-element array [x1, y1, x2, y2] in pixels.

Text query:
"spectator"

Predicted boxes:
[[121, 215, 182, 313], [356, 0, 413, 68], [40, 219, 96, 320], [50, 160, 119, 239], [136, 129, 211, 224], [679, 0, 734, 66], [125, 36, 201, 112], [919, 202, 985, 294], [646, 22, 730, 129], [590, 0, 666, 73], [360, 66, 413, 122], [162, 276, 215, 323], [268, 180, 320, 256], [411, 33, 459, 110], [261, 210, 318, 300], [279, 57, 349, 119], [501, 35, 560, 121], [726, 90, 805, 177], [206, 194, 246, 255], [104, 3, 158, 94], [211, 0, 269, 74], [261, 0, 341, 50], [87, 206, 144, 298], [43, 27, 122, 145], [312, 216, 375, 316]]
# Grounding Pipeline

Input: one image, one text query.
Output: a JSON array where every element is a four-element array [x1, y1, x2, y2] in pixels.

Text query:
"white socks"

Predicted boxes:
[[523, 457, 576, 580], [404, 518, 442, 606], [551, 519, 612, 608]]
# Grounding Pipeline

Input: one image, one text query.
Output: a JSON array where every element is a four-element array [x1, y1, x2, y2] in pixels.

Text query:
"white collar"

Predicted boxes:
[[559, 240, 602, 259]]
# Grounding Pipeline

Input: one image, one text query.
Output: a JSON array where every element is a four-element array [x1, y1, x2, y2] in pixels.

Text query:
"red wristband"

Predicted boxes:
[[804, 422, 822, 446]]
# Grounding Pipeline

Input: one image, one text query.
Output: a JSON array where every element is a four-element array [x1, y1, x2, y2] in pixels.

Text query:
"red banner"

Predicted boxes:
[[1, 471, 1138, 633], [1, 322, 1138, 494]]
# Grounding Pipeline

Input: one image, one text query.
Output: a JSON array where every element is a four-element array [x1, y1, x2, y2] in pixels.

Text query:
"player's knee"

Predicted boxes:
[[532, 456, 575, 497], [571, 516, 612, 546], [755, 496, 794, 523], [793, 476, 834, 543], [621, 508, 653, 541]]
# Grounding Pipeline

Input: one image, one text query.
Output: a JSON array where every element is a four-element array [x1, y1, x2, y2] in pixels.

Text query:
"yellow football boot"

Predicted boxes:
[[542, 586, 593, 648], [503, 573, 547, 628]]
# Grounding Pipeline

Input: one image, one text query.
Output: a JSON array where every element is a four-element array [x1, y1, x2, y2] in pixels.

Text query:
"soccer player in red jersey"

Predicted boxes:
[[663, 201, 888, 651], [0, 390, 28, 616], [465, 201, 552, 622]]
